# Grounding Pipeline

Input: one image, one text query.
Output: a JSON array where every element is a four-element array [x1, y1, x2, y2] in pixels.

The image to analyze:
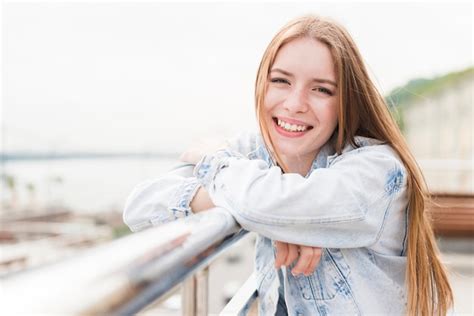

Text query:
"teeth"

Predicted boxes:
[[276, 118, 308, 132]]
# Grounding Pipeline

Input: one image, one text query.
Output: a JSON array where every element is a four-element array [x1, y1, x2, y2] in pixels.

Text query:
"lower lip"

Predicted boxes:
[[273, 119, 310, 138]]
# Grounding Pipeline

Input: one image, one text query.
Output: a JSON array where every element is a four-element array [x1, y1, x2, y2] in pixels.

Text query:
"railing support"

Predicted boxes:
[[182, 267, 209, 316]]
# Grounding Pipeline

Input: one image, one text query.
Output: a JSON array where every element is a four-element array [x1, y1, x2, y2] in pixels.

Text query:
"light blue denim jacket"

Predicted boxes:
[[123, 131, 409, 315]]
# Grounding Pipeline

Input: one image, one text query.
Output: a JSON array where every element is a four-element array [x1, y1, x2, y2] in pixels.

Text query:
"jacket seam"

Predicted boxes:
[[223, 184, 387, 226], [400, 205, 409, 256], [370, 193, 395, 248], [370, 180, 408, 249], [128, 220, 151, 232], [326, 250, 362, 315]]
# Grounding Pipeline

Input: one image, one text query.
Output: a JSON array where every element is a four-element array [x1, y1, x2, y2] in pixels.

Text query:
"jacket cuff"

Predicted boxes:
[[168, 177, 201, 218], [193, 149, 245, 189]]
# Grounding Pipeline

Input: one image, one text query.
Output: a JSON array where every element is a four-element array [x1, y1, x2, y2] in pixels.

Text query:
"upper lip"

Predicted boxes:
[[274, 116, 313, 127]]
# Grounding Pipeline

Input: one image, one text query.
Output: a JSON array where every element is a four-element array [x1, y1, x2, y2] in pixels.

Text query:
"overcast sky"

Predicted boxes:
[[2, 1, 472, 153]]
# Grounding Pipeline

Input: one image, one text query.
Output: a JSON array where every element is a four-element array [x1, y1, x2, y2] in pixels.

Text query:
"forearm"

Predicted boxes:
[[190, 186, 215, 213], [182, 132, 257, 213], [123, 173, 200, 231], [194, 149, 407, 247]]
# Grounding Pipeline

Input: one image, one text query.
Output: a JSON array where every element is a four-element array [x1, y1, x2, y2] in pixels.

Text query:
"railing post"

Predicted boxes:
[[196, 267, 209, 316], [182, 277, 196, 316], [182, 266, 209, 316]]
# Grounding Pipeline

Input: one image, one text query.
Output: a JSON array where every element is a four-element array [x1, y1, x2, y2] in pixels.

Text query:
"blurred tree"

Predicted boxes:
[[26, 182, 37, 210], [385, 67, 474, 133], [1, 174, 19, 210]]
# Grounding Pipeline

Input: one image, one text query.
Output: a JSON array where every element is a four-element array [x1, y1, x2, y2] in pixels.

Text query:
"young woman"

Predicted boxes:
[[124, 15, 453, 315]]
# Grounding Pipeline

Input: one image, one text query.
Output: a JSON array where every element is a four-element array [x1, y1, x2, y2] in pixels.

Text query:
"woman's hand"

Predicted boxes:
[[179, 137, 229, 164], [190, 187, 215, 213], [274, 241, 322, 276]]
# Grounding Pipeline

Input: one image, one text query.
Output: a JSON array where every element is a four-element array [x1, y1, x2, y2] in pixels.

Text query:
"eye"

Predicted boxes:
[[313, 87, 334, 96], [270, 77, 290, 85]]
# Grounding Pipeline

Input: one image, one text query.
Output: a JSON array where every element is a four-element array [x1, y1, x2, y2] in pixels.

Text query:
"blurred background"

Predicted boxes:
[[1, 1, 472, 315]]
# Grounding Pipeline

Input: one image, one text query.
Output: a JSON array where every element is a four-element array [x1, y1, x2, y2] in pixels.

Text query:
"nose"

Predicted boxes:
[[283, 87, 309, 113]]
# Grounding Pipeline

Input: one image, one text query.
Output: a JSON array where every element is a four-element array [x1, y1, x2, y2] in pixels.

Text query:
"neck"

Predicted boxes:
[[280, 152, 317, 176]]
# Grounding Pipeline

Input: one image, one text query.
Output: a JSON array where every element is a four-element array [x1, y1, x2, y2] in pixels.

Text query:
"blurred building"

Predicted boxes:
[[387, 67, 474, 194]]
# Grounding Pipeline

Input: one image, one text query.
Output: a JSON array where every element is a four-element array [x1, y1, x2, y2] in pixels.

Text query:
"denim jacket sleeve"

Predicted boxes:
[[123, 131, 259, 232], [193, 145, 408, 248], [123, 163, 201, 232]]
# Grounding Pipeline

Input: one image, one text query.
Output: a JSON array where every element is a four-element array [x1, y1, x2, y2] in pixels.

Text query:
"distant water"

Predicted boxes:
[[2, 157, 472, 214], [1, 157, 181, 213]]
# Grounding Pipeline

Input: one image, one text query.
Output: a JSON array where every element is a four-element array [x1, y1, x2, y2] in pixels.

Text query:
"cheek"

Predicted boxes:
[[264, 88, 285, 110], [328, 105, 338, 126], [311, 100, 337, 119], [324, 98, 338, 124], [311, 101, 338, 127]]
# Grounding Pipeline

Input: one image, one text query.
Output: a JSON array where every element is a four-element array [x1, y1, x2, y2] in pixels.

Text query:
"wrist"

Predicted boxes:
[[193, 149, 245, 189], [190, 186, 215, 213]]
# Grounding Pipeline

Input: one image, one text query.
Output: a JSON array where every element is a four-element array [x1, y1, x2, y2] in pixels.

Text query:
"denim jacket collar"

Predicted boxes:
[[248, 134, 337, 175]]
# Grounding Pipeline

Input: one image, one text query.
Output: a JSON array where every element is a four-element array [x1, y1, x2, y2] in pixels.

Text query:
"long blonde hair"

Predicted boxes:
[[255, 15, 453, 316]]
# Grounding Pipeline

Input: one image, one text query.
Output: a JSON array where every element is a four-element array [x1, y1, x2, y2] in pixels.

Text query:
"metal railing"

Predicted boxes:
[[1, 207, 257, 315]]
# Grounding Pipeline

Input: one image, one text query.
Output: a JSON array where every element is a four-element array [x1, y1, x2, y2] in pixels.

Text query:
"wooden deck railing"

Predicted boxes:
[[429, 193, 474, 237]]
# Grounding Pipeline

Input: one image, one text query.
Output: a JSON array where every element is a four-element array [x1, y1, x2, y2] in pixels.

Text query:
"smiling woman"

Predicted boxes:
[[264, 37, 339, 176], [123, 15, 453, 316]]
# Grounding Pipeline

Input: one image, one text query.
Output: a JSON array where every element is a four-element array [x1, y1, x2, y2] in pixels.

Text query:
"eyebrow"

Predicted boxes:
[[270, 68, 338, 87]]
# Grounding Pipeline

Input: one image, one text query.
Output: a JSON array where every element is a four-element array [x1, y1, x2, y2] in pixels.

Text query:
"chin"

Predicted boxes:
[[273, 142, 308, 158]]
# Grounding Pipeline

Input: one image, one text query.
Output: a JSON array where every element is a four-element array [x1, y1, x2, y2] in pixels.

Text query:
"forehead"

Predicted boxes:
[[272, 37, 336, 80]]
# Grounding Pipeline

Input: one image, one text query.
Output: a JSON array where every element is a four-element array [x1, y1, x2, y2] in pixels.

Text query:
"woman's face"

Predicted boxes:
[[263, 37, 339, 166]]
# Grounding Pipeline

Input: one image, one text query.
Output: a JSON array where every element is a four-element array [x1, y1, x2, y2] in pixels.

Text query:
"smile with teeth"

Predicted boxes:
[[275, 118, 312, 132]]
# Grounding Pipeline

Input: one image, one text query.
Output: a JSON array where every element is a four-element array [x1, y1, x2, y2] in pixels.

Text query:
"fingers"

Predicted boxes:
[[274, 241, 288, 269], [284, 243, 299, 267], [179, 151, 199, 164], [179, 138, 230, 164], [303, 247, 322, 276], [275, 241, 323, 276], [275, 242, 299, 269], [291, 246, 314, 276], [291, 246, 323, 276]]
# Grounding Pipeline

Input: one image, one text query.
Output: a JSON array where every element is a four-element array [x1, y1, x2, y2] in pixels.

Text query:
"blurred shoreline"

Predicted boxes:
[[1, 151, 180, 162]]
